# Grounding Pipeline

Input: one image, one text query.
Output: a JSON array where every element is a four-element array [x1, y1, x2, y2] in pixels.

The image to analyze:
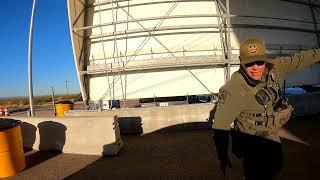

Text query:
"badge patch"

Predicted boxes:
[[248, 44, 258, 55], [218, 89, 228, 104]]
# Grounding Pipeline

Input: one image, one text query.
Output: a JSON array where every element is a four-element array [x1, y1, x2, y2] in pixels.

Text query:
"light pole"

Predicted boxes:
[[28, 0, 37, 117]]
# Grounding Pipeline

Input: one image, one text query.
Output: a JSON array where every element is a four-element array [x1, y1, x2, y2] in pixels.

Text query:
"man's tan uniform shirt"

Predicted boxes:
[[213, 49, 320, 142]]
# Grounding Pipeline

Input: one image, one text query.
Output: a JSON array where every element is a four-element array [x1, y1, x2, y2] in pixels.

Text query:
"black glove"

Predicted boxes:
[[213, 129, 232, 176]]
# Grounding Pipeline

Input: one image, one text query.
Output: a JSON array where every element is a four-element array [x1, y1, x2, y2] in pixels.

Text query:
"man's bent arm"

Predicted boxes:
[[212, 87, 242, 130]]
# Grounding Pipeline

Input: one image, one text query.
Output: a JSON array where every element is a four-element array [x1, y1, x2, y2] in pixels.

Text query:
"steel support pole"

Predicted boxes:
[[28, 0, 37, 117], [226, 0, 231, 81]]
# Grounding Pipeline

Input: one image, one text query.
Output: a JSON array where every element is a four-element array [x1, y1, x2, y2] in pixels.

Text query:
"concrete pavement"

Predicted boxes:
[[8, 116, 320, 180]]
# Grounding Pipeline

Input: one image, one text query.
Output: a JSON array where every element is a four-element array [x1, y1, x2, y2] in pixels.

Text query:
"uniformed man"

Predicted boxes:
[[212, 38, 320, 180]]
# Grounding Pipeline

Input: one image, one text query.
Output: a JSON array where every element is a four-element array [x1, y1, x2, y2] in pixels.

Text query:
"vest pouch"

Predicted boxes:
[[237, 113, 258, 135], [268, 105, 293, 131], [255, 88, 271, 105], [237, 113, 271, 137]]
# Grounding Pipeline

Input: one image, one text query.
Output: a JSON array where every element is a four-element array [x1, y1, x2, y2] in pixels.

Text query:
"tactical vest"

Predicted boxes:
[[234, 68, 293, 137]]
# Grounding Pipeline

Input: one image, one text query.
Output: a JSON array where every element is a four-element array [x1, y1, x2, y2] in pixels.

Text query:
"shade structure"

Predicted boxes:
[[68, 0, 320, 107]]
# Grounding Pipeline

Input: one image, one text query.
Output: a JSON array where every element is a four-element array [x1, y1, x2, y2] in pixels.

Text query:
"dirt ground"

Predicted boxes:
[[8, 102, 84, 117], [5, 112, 320, 180]]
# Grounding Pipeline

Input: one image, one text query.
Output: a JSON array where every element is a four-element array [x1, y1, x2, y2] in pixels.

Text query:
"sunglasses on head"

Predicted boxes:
[[245, 61, 265, 67]]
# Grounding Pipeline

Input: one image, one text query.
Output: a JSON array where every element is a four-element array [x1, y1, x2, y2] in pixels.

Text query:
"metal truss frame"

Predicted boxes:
[[70, 0, 319, 107]]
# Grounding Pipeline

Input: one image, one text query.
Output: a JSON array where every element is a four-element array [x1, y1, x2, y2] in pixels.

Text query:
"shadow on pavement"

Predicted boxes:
[[64, 122, 242, 180], [22, 121, 67, 170], [25, 150, 62, 169], [64, 117, 320, 180], [16, 117, 320, 180]]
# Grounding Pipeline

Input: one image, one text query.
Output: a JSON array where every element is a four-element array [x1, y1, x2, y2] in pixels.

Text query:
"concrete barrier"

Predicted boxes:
[[13, 116, 123, 156], [65, 103, 216, 134], [8, 93, 317, 157], [60, 92, 320, 137], [11, 94, 317, 157]]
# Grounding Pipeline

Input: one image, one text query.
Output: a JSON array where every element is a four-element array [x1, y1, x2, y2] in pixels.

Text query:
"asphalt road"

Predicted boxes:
[[6, 115, 320, 180]]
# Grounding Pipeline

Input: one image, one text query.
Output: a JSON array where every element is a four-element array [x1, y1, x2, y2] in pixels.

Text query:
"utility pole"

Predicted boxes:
[[51, 86, 56, 116], [65, 79, 72, 95], [28, 0, 37, 117]]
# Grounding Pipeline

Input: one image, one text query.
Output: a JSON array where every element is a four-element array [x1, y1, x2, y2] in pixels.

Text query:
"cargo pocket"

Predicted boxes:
[[272, 106, 292, 130]]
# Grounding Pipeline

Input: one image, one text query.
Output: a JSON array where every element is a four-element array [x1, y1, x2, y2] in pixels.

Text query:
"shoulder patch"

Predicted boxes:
[[270, 72, 277, 81], [218, 88, 228, 104]]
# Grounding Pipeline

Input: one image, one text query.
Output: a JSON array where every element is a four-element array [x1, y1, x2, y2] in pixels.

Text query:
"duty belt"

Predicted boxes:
[[240, 112, 275, 126], [240, 112, 274, 118], [241, 97, 289, 125]]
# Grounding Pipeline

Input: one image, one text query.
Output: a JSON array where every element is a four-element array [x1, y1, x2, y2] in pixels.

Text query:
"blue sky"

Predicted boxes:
[[0, 0, 80, 98]]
